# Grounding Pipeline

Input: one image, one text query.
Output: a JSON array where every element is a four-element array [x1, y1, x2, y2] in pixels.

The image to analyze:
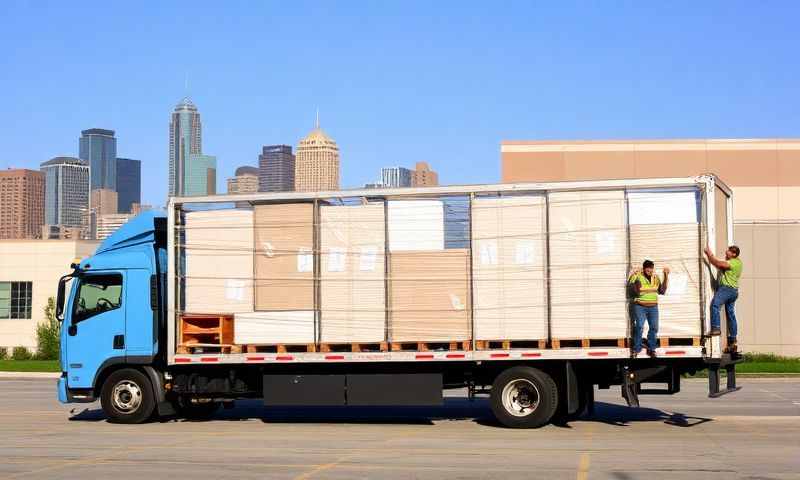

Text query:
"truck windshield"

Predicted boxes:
[[73, 274, 123, 323]]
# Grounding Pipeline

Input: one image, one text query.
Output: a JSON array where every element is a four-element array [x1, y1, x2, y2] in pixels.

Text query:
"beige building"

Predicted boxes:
[[91, 188, 118, 215], [0, 169, 45, 239], [412, 161, 439, 187], [0, 239, 98, 350], [226, 166, 259, 194], [96, 213, 133, 240], [501, 138, 800, 356], [295, 119, 340, 192]]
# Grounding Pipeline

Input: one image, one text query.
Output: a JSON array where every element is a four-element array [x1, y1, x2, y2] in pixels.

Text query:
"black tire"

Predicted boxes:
[[172, 398, 221, 420], [100, 368, 155, 424], [490, 366, 558, 428]]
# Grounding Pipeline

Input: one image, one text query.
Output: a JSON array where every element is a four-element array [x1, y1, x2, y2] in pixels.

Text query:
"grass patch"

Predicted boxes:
[[0, 360, 61, 372]]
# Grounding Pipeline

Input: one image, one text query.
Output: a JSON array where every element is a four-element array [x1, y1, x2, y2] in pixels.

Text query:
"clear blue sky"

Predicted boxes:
[[1, 1, 798, 206]]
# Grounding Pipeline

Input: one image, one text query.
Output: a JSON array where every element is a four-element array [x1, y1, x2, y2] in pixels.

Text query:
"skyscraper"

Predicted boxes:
[[115, 158, 141, 214], [381, 167, 413, 188], [186, 154, 216, 196], [258, 145, 295, 192], [79, 128, 117, 190], [227, 166, 259, 194], [295, 115, 339, 192], [169, 97, 201, 196], [0, 169, 45, 239], [91, 188, 118, 215], [411, 161, 439, 187], [40, 157, 89, 229]]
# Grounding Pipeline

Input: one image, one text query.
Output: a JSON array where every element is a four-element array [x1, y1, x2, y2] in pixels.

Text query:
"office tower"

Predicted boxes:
[[91, 188, 118, 215], [115, 158, 141, 214], [79, 128, 117, 190], [40, 157, 89, 230], [95, 213, 133, 240], [258, 145, 295, 192], [381, 167, 413, 188], [412, 161, 439, 187], [170, 97, 216, 196], [227, 166, 259, 194], [0, 169, 45, 239], [185, 154, 216, 196], [295, 115, 339, 192]]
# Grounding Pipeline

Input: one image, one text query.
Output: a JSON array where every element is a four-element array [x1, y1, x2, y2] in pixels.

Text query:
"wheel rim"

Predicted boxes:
[[111, 380, 143, 413], [501, 379, 540, 417]]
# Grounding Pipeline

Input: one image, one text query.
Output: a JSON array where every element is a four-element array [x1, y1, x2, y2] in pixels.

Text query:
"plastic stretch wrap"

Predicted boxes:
[[183, 209, 254, 314], [319, 203, 386, 343], [472, 196, 547, 340], [234, 311, 315, 345], [387, 200, 444, 251]]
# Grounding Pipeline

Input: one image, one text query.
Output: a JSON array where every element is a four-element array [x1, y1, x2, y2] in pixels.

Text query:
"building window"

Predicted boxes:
[[0, 281, 33, 319]]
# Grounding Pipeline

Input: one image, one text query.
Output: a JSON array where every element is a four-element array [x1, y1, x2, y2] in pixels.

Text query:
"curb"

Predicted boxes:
[[0, 371, 61, 379]]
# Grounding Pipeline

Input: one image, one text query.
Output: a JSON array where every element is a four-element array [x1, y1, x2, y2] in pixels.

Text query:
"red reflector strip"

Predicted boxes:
[[416, 354, 434, 360], [587, 351, 608, 357], [246, 356, 265, 361], [200, 357, 219, 363], [490, 353, 510, 358], [446, 353, 465, 359], [276, 355, 293, 361], [174, 357, 191, 363], [522, 352, 542, 358], [664, 350, 686, 355], [325, 355, 345, 360]]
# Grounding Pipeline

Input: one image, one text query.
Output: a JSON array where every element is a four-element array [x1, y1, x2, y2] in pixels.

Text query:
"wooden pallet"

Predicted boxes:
[[659, 337, 702, 347], [176, 343, 239, 354], [476, 340, 547, 350], [390, 340, 471, 352], [244, 344, 317, 353], [551, 338, 627, 349], [319, 342, 389, 353]]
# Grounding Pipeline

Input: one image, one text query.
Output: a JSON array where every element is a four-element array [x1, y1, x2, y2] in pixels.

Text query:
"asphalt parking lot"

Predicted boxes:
[[1, 377, 799, 479]]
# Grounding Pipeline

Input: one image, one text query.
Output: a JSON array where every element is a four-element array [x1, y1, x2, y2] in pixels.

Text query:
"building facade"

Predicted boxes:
[[500, 138, 800, 356], [0, 239, 98, 349], [0, 169, 45, 239], [295, 120, 340, 192], [95, 213, 133, 240], [169, 97, 203, 196], [40, 157, 89, 230], [91, 188, 118, 215], [227, 166, 259, 194], [185, 154, 216, 196], [115, 157, 141, 214], [381, 167, 413, 188], [411, 161, 438, 187], [79, 128, 117, 190], [258, 145, 295, 192]]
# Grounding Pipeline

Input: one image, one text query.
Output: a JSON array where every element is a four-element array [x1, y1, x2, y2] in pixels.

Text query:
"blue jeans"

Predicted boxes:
[[711, 285, 738, 339], [632, 304, 659, 353]]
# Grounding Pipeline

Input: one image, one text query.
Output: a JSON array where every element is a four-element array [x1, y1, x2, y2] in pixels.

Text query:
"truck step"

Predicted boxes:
[[475, 340, 547, 350], [551, 338, 627, 349], [390, 341, 471, 352], [319, 342, 389, 353]]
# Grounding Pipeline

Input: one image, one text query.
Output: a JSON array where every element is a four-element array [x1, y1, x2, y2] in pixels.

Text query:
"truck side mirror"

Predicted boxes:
[[55, 274, 74, 322]]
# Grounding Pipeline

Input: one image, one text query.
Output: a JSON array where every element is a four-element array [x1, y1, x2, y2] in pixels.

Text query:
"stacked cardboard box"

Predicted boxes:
[[234, 311, 315, 345], [319, 203, 386, 343], [387, 200, 444, 251], [184, 209, 254, 314], [471, 196, 547, 340], [549, 190, 628, 339]]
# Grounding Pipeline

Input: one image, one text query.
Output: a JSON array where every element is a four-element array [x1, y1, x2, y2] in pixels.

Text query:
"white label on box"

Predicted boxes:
[[594, 231, 616, 255], [514, 239, 537, 265], [479, 240, 498, 265], [449, 294, 465, 310], [327, 247, 347, 272], [359, 246, 378, 271], [297, 247, 313, 272], [225, 279, 245, 301], [261, 242, 275, 257], [666, 272, 688, 296]]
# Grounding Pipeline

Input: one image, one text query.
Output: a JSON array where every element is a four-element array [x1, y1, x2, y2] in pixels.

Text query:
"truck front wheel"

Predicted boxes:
[[490, 366, 558, 428], [100, 368, 155, 424]]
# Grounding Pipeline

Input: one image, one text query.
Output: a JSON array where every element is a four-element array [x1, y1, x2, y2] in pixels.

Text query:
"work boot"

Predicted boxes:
[[708, 327, 721, 336], [724, 339, 738, 354], [631, 351, 640, 359], [647, 349, 657, 359]]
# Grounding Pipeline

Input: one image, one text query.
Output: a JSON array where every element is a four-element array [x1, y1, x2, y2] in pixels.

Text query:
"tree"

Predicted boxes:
[[36, 297, 60, 360]]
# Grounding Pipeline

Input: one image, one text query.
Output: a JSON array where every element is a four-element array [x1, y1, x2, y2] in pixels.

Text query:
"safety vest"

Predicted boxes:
[[630, 273, 660, 304]]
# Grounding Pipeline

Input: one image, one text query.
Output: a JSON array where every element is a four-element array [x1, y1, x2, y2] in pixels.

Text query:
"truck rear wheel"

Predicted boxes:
[[100, 368, 155, 424], [490, 366, 558, 428]]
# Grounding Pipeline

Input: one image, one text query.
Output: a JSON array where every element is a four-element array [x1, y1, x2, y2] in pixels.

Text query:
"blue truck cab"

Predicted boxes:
[[56, 212, 170, 421]]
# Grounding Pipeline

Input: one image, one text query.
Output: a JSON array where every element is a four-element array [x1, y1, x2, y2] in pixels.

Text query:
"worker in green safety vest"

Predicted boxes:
[[628, 260, 670, 358], [704, 245, 743, 353]]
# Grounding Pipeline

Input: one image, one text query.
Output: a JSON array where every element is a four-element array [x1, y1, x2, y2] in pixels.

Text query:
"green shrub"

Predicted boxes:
[[0, 347, 7, 360], [12, 346, 32, 361], [35, 297, 60, 360]]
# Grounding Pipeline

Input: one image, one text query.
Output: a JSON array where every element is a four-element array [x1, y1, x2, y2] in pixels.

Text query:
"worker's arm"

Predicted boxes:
[[658, 266, 669, 294], [704, 246, 731, 270], [628, 269, 642, 295]]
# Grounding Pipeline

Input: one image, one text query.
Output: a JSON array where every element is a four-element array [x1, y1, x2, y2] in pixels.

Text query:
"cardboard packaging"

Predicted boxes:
[[387, 200, 444, 251], [184, 209, 254, 314], [254, 203, 315, 311], [234, 311, 315, 344], [319, 203, 386, 343], [389, 249, 471, 342]]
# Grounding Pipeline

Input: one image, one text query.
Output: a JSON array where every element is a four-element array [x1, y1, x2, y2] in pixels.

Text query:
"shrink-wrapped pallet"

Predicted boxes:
[[184, 209, 254, 314], [320, 203, 386, 343], [471, 196, 547, 340], [234, 311, 315, 345], [549, 190, 628, 339], [254, 203, 315, 311], [388, 200, 444, 251], [389, 249, 471, 342]]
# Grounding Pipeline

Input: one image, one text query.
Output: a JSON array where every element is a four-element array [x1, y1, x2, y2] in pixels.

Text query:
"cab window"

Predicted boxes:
[[73, 274, 123, 323]]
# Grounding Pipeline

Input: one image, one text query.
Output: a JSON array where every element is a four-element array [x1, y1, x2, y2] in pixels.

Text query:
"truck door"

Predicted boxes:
[[65, 272, 126, 389]]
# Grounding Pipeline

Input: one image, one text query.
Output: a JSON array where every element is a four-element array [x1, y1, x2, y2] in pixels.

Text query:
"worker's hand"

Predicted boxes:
[[663, 266, 670, 274], [630, 267, 641, 277], [703, 246, 713, 257]]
